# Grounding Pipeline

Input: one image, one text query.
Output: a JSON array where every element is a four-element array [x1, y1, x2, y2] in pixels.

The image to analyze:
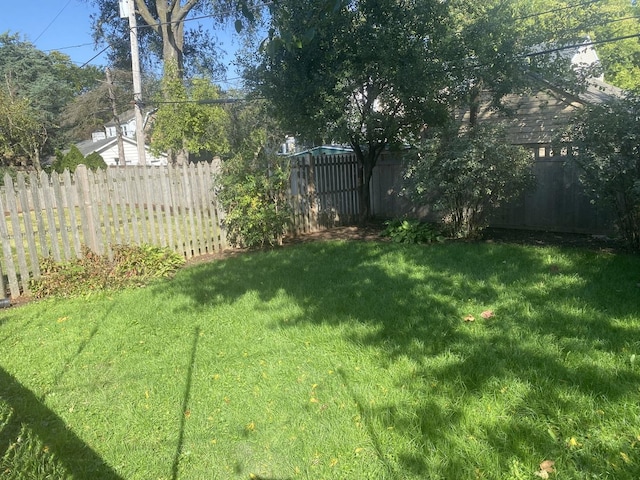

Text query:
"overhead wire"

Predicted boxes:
[[33, 0, 73, 42], [513, 0, 602, 21], [524, 32, 640, 57]]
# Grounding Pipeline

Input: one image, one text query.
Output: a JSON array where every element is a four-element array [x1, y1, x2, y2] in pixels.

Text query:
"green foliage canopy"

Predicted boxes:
[[246, 0, 453, 220], [404, 124, 535, 239], [0, 33, 103, 167], [150, 69, 230, 162], [562, 94, 640, 249]]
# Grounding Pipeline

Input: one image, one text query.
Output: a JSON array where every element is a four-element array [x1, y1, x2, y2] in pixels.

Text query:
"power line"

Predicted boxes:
[[513, 0, 602, 21], [43, 42, 95, 52], [147, 98, 250, 105], [524, 32, 640, 57], [34, 0, 73, 42], [80, 45, 111, 68]]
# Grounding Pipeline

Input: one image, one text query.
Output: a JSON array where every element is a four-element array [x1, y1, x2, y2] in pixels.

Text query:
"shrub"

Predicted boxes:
[[84, 152, 108, 171], [51, 145, 106, 173], [216, 151, 291, 249], [381, 218, 445, 244], [560, 94, 640, 250], [29, 244, 185, 298], [403, 123, 535, 239]]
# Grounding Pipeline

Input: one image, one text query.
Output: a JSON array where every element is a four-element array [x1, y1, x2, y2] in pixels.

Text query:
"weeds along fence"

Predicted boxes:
[[0, 163, 226, 299]]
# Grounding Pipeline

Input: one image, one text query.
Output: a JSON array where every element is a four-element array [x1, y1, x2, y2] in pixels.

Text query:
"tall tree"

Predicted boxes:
[[0, 33, 103, 167], [590, 0, 640, 91], [0, 88, 46, 168], [88, 0, 255, 163], [246, 0, 453, 220], [149, 69, 231, 159]]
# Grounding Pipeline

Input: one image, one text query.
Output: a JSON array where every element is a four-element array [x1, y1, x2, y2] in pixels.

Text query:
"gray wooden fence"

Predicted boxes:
[[489, 147, 614, 234], [289, 150, 615, 234]]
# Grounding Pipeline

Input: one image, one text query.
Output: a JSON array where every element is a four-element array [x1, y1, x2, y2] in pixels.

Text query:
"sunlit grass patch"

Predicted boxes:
[[1, 240, 639, 479]]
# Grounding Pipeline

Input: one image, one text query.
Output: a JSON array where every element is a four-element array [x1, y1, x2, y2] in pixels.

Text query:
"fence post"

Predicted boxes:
[[0, 262, 6, 302], [307, 154, 318, 232], [76, 165, 99, 254]]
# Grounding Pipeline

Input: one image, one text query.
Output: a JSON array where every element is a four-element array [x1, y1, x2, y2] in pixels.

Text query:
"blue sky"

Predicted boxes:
[[0, 0, 108, 66], [0, 0, 242, 86]]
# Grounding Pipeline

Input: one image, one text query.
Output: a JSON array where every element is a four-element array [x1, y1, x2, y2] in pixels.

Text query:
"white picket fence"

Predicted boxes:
[[0, 163, 227, 299]]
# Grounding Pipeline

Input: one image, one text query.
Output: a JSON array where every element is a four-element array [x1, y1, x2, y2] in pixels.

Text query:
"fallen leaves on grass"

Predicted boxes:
[[463, 310, 495, 322], [534, 460, 555, 478]]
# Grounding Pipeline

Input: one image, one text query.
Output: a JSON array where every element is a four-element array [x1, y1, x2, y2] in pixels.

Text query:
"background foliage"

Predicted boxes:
[[404, 124, 535, 239], [562, 94, 640, 250]]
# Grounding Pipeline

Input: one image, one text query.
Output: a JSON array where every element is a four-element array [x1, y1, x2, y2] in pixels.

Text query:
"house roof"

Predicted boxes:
[[578, 77, 625, 104], [75, 136, 137, 156], [463, 76, 625, 145]]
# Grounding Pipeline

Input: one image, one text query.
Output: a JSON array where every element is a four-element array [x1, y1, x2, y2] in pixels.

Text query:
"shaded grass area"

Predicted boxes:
[[1, 240, 640, 479]]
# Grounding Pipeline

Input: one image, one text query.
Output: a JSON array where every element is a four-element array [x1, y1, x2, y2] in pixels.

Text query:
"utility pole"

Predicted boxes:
[[105, 68, 126, 166], [120, 0, 147, 165]]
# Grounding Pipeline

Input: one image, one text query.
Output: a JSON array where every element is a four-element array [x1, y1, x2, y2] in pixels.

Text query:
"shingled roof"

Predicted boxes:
[[461, 78, 625, 145]]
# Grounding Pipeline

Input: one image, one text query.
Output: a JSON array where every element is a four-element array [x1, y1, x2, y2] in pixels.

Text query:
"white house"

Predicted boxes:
[[79, 110, 167, 166]]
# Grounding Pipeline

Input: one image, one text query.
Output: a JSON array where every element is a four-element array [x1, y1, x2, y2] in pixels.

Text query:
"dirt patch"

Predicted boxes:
[[185, 224, 629, 268]]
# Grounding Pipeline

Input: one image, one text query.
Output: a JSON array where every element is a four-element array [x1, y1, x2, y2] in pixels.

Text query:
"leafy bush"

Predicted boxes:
[[216, 151, 291, 249], [381, 218, 445, 244], [51, 145, 106, 173], [403, 123, 535, 239], [29, 244, 185, 298], [561, 94, 640, 250]]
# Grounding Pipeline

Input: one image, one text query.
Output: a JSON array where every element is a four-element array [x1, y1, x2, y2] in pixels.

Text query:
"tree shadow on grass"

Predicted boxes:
[[0, 366, 124, 479], [163, 240, 640, 477]]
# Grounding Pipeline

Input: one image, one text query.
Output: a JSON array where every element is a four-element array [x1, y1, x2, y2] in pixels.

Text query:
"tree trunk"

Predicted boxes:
[[469, 82, 483, 128], [352, 141, 383, 223]]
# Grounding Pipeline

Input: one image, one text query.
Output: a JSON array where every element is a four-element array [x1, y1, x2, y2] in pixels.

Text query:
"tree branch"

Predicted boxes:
[[175, 0, 201, 23], [135, 0, 160, 34]]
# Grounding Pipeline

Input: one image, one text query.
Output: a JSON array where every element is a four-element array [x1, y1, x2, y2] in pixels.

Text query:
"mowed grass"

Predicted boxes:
[[1, 239, 639, 479]]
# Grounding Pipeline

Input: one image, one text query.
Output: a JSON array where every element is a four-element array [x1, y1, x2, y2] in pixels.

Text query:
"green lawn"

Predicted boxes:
[[1, 240, 639, 479]]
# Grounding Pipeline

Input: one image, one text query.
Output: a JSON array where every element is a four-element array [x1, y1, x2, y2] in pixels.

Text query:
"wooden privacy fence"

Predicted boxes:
[[0, 163, 226, 299], [287, 150, 615, 234], [288, 153, 360, 229], [489, 147, 614, 233]]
